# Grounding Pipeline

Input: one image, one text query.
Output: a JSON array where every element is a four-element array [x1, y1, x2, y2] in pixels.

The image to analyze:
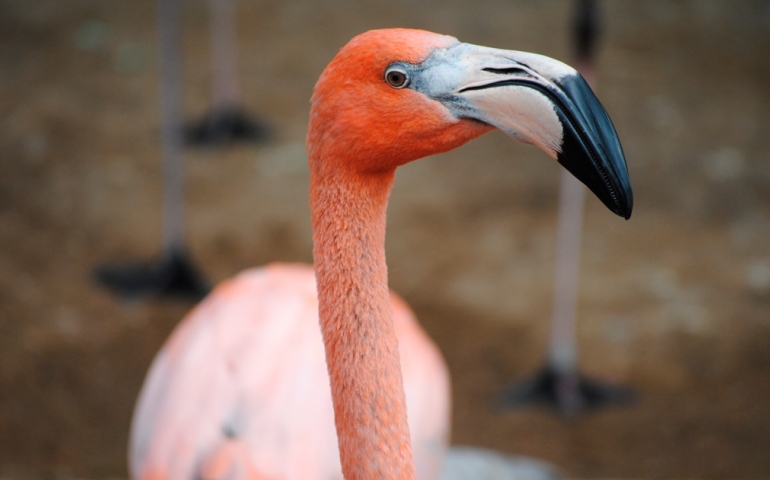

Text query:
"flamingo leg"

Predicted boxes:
[[499, 0, 635, 416], [94, 0, 209, 301]]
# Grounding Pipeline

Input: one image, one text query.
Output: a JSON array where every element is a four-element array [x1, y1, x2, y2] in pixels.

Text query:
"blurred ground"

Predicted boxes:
[[1, 0, 770, 478]]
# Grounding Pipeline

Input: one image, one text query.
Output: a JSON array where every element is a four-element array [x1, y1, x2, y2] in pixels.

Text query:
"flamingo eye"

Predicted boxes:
[[385, 68, 409, 89]]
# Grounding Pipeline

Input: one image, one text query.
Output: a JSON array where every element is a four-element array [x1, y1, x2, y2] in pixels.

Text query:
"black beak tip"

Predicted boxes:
[[608, 185, 634, 220], [556, 148, 633, 221], [619, 201, 632, 220], [613, 190, 633, 220], [550, 72, 634, 221], [605, 181, 633, 220], [602, 190, 633, 220]]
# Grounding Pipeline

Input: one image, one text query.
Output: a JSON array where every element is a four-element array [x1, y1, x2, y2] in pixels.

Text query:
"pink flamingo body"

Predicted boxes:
[[131, 28, 631, 479], [130, 263, 449, 479]]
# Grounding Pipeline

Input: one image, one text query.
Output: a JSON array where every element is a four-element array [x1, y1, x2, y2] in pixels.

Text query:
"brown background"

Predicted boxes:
[[1, 0, 769, 478]]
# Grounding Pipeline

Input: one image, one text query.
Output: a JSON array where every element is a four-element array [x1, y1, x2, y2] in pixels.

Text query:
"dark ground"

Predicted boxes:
[[1, 0, 770, 478]]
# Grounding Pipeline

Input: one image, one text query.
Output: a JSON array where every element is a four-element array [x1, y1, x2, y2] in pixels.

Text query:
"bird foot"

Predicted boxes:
[[498, 365, 636, 416], [94, 247, 210, 301], [184, 106, 271, 146]]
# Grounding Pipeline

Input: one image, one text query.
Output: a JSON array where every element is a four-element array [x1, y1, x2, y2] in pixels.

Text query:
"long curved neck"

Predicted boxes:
[[310, 166, 415, 479]]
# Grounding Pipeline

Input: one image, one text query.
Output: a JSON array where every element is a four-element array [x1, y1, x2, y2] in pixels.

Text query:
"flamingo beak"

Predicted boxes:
[[406, 42, 633, 219]]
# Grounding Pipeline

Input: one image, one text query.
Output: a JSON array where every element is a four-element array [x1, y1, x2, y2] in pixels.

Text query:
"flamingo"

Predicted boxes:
[[130, 28, 632, 479]]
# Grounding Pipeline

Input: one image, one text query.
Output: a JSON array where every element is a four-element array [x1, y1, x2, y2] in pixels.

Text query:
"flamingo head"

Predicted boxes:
[[308, 28, 632, 219]]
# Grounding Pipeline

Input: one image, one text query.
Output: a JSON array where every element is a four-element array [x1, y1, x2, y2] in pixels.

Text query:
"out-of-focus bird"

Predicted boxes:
[[130, 28, 632, 479], [130, 263, 449, 479]]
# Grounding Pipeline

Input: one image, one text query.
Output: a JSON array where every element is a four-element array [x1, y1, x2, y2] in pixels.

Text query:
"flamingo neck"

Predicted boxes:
[[310, 167, 415, 479]]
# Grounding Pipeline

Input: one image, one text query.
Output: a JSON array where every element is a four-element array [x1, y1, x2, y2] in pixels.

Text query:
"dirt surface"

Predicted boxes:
[[2, 0, 770, 478]]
